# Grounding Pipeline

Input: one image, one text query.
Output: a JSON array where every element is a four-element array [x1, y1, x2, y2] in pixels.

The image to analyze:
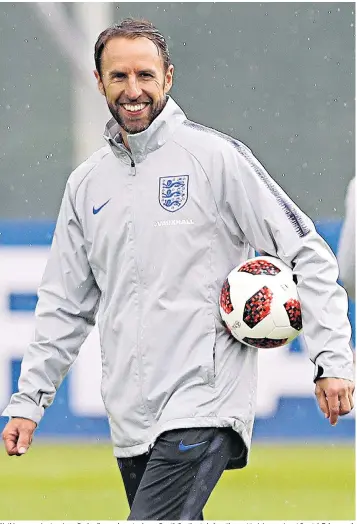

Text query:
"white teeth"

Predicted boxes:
[[123, 103, 146, 112]]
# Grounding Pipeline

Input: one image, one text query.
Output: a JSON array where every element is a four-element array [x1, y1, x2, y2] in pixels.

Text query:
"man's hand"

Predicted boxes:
[[315, 378, 355, 426], [2, 418, 37, 456]]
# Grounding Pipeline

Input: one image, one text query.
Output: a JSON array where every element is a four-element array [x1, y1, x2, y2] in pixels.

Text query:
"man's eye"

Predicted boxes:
[[112, 73, 125, 80], [140, 72, 153, 78]]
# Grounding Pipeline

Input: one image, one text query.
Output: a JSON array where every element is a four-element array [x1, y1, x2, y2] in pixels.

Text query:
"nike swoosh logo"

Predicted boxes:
[[93, 199, 110, 215], [179, 439, 207, 452]]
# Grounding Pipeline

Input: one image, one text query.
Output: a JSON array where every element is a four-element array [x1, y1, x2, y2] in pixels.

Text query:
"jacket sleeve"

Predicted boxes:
[[337, 177, 355, 300], [219, 141, 354, 382], [1, 181, 101, 424]]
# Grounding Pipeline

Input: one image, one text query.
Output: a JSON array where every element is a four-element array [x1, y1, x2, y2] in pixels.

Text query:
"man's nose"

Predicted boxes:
[[125, 78, 142, 100]]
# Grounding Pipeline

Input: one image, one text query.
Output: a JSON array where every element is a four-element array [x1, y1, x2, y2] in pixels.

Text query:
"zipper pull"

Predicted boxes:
[[130, 160, 136, 176]]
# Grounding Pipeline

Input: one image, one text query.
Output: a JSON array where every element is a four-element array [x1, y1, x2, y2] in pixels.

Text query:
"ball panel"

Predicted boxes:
[[230, 315, 275, 340], [243, 286, 273, 328], [238, 259, 281, 276], [220, 278, 234, 314], [243, 336, 289, 348], [284, 298, 303, 331]]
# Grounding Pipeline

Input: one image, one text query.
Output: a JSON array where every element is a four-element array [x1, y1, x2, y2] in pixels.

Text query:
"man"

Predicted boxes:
[[338, 177, 355, 300], [2, 18, 355, 520]]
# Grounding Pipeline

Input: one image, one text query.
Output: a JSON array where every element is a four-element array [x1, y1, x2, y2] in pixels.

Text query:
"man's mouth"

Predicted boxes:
[[121, 103, 149, 115]]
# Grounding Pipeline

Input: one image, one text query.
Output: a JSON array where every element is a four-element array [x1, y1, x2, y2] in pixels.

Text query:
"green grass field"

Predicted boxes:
[[0, 442, 354, 520]]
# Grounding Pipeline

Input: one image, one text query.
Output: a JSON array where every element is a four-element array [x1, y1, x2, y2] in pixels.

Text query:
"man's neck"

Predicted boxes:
[[120, 128, 130, 151]]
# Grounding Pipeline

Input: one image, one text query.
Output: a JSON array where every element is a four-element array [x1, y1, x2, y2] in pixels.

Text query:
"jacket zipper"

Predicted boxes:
[[126, 156, 154, 422], [130, 159, 136, 176]]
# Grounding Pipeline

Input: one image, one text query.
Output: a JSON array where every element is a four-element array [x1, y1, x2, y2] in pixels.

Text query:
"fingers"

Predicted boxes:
[[2, 428, 20, 456], [348, 391, 354, 411], [326, 391, 341, 426], [2, 418, 36, 457], [315, 378, 355, 426], [315, 384, 330, 419], [17, 427, 33, 455]]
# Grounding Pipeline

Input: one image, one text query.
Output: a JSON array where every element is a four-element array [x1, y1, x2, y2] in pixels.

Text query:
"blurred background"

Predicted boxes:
[[0, 2, 355, 520]]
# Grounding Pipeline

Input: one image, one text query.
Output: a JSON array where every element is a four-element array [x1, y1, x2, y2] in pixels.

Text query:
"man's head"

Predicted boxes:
[[94, 19, 174, 136]]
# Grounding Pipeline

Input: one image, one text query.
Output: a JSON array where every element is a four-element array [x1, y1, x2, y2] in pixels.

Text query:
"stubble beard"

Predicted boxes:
[[107, 95, 167, 135]]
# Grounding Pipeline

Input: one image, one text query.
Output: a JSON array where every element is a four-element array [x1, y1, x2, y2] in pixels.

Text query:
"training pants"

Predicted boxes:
[[117, 427, 236, 520]]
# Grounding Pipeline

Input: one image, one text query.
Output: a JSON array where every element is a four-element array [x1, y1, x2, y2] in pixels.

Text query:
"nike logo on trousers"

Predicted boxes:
[[178, 440, 207, 452]]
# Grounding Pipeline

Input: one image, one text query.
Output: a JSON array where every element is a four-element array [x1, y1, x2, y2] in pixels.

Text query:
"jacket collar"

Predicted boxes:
[[103, 96, 186, 163]]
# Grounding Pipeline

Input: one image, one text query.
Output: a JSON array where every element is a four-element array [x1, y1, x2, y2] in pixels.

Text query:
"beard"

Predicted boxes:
[[106, 94, 167, 135]]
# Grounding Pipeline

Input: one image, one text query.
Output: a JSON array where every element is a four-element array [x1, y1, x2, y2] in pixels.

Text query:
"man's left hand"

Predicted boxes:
[[315, 377, 355, 426]]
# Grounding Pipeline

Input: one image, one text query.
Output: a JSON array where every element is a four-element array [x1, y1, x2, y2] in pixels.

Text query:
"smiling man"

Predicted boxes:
[[94, 22, 173, 143], [2, 18, 354, 521]]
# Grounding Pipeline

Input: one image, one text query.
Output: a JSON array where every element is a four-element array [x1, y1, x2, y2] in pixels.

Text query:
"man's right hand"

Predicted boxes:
[[2, 417, 37, 456]]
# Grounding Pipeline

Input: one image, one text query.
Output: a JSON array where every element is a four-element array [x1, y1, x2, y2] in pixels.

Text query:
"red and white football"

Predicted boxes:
[[219, 256, 303, 349]]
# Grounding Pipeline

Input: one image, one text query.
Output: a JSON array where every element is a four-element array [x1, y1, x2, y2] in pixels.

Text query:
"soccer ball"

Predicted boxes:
[[219, 256, 303, 349]]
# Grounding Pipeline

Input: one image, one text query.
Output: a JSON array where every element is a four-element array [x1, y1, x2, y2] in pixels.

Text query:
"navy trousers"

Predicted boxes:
[[117, 427, 236, 520]]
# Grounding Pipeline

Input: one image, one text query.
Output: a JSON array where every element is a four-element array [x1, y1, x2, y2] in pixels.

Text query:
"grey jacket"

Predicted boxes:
[[2, 97, 354, 468]]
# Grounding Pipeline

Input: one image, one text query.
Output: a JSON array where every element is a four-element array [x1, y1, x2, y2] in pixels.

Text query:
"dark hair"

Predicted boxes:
[[94, 18, 170, 78]]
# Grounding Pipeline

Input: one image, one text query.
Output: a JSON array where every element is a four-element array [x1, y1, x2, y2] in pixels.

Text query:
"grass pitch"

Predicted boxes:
[[0, 442, 354, 520]]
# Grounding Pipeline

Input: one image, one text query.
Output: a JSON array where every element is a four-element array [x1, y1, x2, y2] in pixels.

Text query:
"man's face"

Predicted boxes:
[[95, 36, 174, 135]]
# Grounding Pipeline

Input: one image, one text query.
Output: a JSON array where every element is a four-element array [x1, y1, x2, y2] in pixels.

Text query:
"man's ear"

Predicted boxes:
[[94, 70, 105, 96], [164, 64, 174, 95]]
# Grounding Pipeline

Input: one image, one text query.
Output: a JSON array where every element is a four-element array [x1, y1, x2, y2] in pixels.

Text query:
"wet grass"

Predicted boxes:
[[0, 442, 354, 520]]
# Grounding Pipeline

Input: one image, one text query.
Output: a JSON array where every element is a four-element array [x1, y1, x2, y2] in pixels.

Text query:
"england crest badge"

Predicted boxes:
[[159, 175, 189, 212]]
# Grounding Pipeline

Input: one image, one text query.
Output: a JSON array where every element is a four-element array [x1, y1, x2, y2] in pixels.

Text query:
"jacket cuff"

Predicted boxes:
[[313, 360, 355, 383], [1, 402, 44, 425]]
